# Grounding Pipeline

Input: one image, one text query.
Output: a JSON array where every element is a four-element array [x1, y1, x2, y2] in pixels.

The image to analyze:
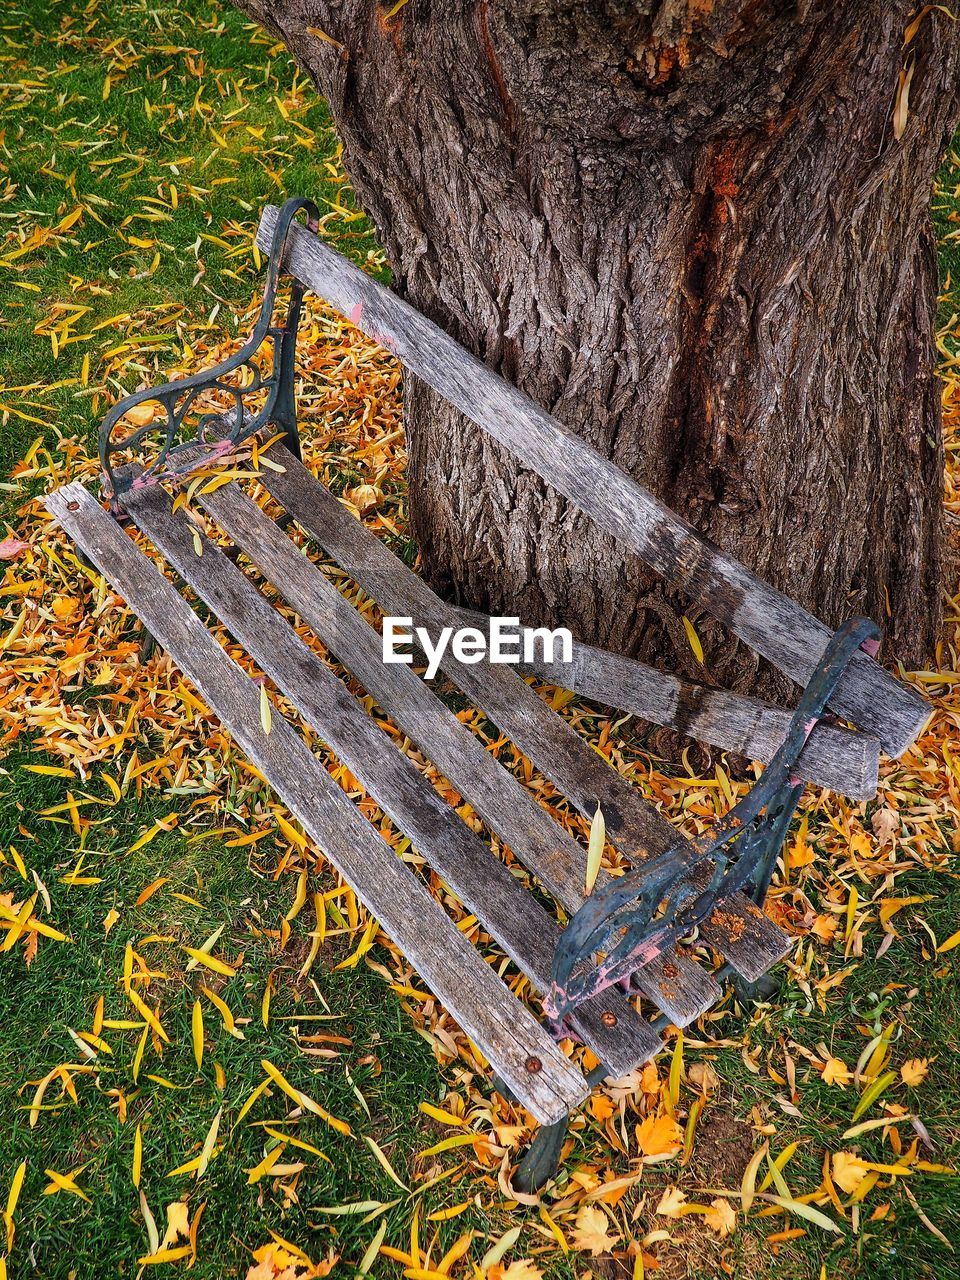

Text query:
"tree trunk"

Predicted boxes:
[[235, 0, 960, 684]]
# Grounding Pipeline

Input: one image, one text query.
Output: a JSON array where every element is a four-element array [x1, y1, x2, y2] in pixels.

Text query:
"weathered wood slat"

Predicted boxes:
[[698, 897, 790, 983], [258, 204, 927, 757], [201, 486, 600, 909], [122, 480, 659, 1077], [253, 442, 789, 981], [452, 608, 879, 800], [199, 479, 706, 1046], [633, 950, 722, 1027], [46, 483, 587, 1124]]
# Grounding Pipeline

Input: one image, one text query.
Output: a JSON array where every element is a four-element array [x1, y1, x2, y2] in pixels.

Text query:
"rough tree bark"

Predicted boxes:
[[235, 0, 960, 684]]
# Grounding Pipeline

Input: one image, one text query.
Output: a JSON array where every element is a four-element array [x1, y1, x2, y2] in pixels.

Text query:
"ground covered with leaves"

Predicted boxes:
[[1, 2, 959, 1278]]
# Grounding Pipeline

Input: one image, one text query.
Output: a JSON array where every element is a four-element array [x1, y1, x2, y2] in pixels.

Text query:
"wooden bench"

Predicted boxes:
[[46, 198, 929, 1190]]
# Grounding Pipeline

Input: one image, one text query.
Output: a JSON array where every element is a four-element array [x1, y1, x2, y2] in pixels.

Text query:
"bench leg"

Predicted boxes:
[[496, 1061, 605, 1193], [514, 1113, 570, 1193], [732, 970, 782, 1004], [136, 619, 157, 662]]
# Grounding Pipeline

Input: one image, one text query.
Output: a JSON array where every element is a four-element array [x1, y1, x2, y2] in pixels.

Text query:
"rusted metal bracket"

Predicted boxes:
[[544, 617, 881, 1026], [98, 196, 319, 503]]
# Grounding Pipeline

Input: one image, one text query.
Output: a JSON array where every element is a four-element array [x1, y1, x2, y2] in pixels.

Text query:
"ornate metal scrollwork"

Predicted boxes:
[[545, 617, 881, 1025], [98, 196, 320, 501]]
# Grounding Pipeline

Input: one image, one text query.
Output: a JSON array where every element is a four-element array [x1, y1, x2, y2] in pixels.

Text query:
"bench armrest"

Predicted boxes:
[[98, 197, 318, 501], [545, 616, 880, 1025]]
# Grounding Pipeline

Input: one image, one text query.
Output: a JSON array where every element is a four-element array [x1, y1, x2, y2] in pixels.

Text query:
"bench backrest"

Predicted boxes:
[[255, 204, 929, 759]]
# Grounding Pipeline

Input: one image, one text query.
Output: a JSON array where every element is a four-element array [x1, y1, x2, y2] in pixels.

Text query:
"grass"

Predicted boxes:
[[0, 753, 454, 1278], [0, 0, 376, 498], [0, 750, 558, 1275], [1, 1, 959, 1277]]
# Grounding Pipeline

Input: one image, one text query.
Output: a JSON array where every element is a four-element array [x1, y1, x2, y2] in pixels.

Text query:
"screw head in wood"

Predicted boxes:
[[525, 1055, 542, 1074], [601, 1011, 617, 1027], [67, 500, 80, 511]]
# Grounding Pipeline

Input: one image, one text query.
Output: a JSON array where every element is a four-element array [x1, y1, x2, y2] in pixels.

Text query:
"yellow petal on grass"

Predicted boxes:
[[132, 1025, 149, 1083], [480, 1225, 524, 1271], [138, 1246, 192, 1265], [275, 813, 307, 848], [419, 1103, 465, 1127], [1, 894, 38, 952], [259, 1060, 352, 1135], [192, 1000, 204, 1070], [4, 1158, 26, 1251], [29, 1067, 60, 1128], [298, 893, 326, 979], [418, 1134, 476, 1159], [537, 1205, 568, 1253], [585, 804, 605, 896], [285, 869, 308, 922], [126, 987, 169, 1044], [133, 1124, 143, 1188], [261, 1126, 330, 1162], [185, 924, 224, 970], [765, 1194, 842, 1234], [741, 1143, 768, 1213], [196, 1107, 222, 1178], [680, 1097, 702, 1167], [181, 947, 236, 977], [139, 1188, 159, 1255], [200, 986, 244, 1040], [128, 826, 165, 855], [861, 1022, 895, 1084], [25, 917, 69, 944], [765, 1150, 792, 1200], [334, 916, 378, 971], [261, 973, 273, 1028], [43, 1167, 90, 1203], [852, 1070, 898, 1123], [247, 1143, 285, 1185], [365, 1135, 408, 1190], [188, 1199, 206, 1266], [359, 1219, 388, 1274], [436, 1228, 475, 1274], [429, 1201, 473, 1223], [937, 927, 960, 954], [758, 1141, 800, 1193], [234, 1079, 270, 1127], [843, 1114, 917, 1140], [134, 877, 168, 907], [170, 891, 204, 908], [667, 1030, 684, 1111]]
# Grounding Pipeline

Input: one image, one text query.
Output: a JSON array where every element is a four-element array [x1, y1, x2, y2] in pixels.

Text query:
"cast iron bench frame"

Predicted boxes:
[[47, 198, 929, 1190]]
